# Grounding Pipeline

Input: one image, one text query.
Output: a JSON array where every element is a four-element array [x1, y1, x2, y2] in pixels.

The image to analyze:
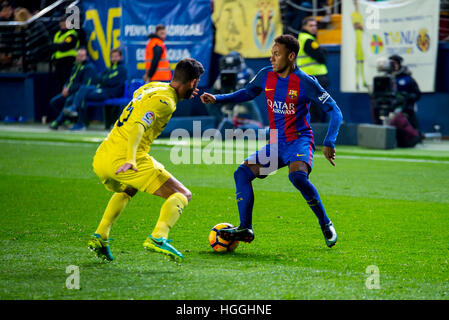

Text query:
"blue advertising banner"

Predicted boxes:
[[82, 0, 121, 71], [120, 0, 213, 87], [81, 0, 213, 87]]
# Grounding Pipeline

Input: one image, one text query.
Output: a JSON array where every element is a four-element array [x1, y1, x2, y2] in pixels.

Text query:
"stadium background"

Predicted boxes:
[[0, 0, 448, 137], [1, 0, 449, 302]]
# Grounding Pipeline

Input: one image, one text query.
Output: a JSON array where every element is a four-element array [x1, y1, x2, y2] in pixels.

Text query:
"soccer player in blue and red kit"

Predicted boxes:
[[200, 35, 343, 247]]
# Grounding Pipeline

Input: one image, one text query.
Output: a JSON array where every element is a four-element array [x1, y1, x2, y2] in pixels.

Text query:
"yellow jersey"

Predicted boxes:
[[97, 81, 178, 158]]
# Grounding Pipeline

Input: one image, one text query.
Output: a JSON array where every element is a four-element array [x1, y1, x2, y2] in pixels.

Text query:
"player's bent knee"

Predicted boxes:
[[182, 188, 192, 202], [289, 160, 310, 175], [172, 180, 192, 202], [234, 164, 257, 182]]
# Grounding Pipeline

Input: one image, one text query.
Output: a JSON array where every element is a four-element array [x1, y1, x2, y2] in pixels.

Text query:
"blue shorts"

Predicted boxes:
[[246, 136, 316, 173]]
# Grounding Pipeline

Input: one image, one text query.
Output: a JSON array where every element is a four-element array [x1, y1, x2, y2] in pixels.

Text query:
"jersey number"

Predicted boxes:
[[116, 104, 134, 127]]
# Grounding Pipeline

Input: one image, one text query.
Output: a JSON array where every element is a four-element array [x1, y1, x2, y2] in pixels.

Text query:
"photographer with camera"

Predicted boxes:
[[371, 54, 423, 147], [388, 55, 422, 130], [371, 55, 421, 129], [205, 52, 264, 133]]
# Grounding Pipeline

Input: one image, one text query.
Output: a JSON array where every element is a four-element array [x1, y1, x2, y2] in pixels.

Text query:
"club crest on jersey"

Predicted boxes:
[[142, 111, 155, 126], [288, 89, 298, 100]]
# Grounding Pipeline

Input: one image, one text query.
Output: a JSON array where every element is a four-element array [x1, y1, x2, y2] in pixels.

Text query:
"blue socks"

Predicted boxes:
[[234, 166, 330, 230], [234, 165, 256, 229], [288, 171, 330, 227]]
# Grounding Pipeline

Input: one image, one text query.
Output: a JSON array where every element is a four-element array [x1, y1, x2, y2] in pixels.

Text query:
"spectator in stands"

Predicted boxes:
[[0, 1, 14, 69], [14, 7, 31, 21], [12, 0, 42, 14], [143, 24, 172, 83], [0, 1, 14, 21], [52, 14, 80, 92], [13, 7, 51, 71], [64, 48, 127, 131], [389, 54, 422, 130], [49, 47, 96, 130], [297, 17, 329, 122]]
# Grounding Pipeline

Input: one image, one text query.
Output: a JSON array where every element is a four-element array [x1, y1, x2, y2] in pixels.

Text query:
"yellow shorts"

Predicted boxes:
[[92, 151, 172, 194]]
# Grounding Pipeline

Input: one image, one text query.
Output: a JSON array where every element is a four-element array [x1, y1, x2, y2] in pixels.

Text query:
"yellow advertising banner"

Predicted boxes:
[[212, 0, 283, 58]]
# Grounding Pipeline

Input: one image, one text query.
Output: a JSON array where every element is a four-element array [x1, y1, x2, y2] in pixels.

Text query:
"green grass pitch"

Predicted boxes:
[[0, 127, 448, 299]]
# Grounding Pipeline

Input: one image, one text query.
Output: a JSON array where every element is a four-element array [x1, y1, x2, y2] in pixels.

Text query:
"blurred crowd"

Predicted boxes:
[[0, 0, 57, 21]]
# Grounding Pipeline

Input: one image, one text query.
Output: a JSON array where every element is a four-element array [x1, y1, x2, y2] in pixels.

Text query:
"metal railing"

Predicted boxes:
[[285, 0, 341, 17], [0, 0, 72, 73], [0, 0, 67, 27], [281, 0, 341, 36]]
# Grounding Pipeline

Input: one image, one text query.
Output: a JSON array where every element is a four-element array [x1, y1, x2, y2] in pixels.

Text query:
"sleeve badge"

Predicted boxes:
[[142, 111, 155, 127]]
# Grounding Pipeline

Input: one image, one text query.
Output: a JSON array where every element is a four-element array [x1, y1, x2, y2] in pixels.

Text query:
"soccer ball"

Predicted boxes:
[[208, 222, 239, 252]]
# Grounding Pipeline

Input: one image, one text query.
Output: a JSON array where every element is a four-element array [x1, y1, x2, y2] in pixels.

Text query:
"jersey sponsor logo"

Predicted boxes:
[[267, 99, 296, 115], [142, 111, 155, 127], [318, 92, 330, 104]]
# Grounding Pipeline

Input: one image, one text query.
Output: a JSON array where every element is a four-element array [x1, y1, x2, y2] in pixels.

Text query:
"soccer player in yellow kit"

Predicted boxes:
[[88, 58, 204, 262]]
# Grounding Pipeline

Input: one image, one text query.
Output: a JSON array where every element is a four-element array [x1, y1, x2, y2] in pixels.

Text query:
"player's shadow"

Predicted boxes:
[[78, 261, 178, 275], [198, 250, 297, 264]]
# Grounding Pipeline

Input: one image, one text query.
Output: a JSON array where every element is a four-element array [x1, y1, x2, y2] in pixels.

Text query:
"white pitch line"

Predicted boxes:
[[328, 154, 449, 164], [1, 139, 448, 164], [0, 139, 97, 148], [151, 145, 449, 165]]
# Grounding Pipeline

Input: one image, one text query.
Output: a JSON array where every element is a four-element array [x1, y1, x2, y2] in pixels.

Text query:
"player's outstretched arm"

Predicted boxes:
[[200, 92, 216, 104], [115, 123, 145, 174], [201, 67, 267, 105]]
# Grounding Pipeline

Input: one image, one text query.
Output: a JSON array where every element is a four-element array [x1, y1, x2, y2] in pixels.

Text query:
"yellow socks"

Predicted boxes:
[[151, 192, 188, 239], [95, 192, 131, 240], [95, 192, 188, 241]]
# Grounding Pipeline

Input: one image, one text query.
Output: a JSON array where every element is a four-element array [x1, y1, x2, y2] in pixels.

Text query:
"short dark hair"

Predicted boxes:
[[173, 58, 204, 83], [302, 17, 316, 27], [110, 47, 122, 57], [155, 24, 166, 32], [274, 34, 300, 57]]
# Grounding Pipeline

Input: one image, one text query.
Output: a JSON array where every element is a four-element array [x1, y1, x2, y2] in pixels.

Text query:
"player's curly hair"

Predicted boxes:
[[173, 58, 204, 83], [274, 34, 300, 57]]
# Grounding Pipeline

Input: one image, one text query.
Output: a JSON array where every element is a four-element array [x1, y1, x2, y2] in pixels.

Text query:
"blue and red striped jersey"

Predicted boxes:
[[215, 66, 343, 148]]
